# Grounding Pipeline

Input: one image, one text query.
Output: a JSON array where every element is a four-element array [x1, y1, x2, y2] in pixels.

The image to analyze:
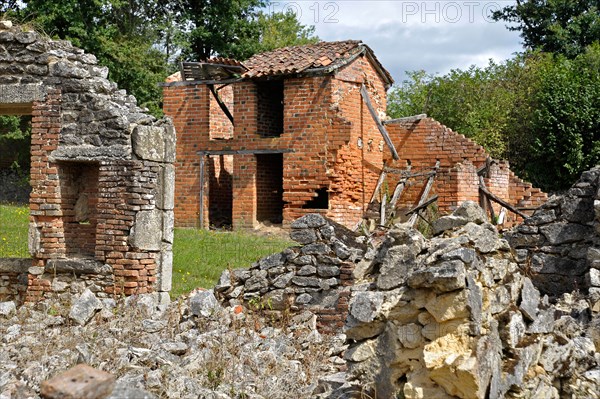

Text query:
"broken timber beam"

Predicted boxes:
[[478, 175, 496, 223], [370, 168, 387, 203], [405, 195, 438, 216], [479, 186, 529, 219], [208, 84, 234, 125], [408, 160, 440, 227], [360, 84, 399, 160]]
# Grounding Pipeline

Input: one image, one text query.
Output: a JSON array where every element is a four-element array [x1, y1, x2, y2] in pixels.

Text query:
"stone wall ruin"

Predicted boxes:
[[219, 175, 600, 398], [0, 21, 175, 303]]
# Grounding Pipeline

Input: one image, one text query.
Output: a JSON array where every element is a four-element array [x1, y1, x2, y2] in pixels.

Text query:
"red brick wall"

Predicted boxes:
[[383, 117, 547, 225], [163, 84, 210, 228], [163, 55, 390, 229]]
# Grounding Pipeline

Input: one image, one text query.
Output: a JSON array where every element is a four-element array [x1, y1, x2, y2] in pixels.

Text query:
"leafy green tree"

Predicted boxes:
[[492, 0, 600, 58], [256, 10, 319, 52], [172, 0, 266, 61], [0, 115, 32, 172], [387, 70, 434, 118], [527, 44, 600, 189]]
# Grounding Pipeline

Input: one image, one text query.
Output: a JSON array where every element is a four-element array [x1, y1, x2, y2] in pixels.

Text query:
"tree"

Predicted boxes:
[[172, 0, 266, 61], [11, 0, 170, 115], [492, 0, 600, 58], [172, 1, 319, 61], [256, 10, 319, 53], [527, 44, 600, 189]]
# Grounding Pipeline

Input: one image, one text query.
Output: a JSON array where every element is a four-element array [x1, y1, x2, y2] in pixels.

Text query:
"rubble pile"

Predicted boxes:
[[318, 202, 599, 398]]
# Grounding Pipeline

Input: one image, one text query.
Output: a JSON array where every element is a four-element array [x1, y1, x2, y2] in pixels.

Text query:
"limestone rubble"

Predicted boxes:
[[322, 200, 600, 398]]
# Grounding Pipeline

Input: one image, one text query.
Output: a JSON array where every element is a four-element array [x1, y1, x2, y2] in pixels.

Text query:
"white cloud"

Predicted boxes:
[[274, 0, 523, 82]]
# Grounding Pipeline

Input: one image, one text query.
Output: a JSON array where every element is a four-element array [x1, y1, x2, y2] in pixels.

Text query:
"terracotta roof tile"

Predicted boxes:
[[242, 40, 363, 78]]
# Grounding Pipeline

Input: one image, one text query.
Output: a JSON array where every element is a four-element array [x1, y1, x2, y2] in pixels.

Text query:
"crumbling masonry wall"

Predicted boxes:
[[0, 22, 175, 303], [383, 117, 547, 226], [163, 55, 388, 229]]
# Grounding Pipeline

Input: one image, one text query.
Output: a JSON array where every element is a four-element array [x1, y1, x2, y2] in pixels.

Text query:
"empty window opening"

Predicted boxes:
[[302, 187, 329, 209], [59, 162, 99, 257], [0, 114, 32, 258], [256, 80, 284, 137], [256, 154, 284, 224], [209, 84, 234, 140], [208, 154, 233, 229], [0, 114, 32, 204]]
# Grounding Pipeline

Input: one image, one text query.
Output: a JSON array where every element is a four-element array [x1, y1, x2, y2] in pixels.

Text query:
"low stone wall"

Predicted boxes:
[[328, 202, 599, 399], [506, 167, 599, 296], [0, 258, 29, 300], [215, 214, 365, 334]]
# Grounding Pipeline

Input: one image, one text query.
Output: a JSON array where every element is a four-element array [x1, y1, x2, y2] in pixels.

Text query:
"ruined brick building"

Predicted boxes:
[[163, 41, 546, 230], [0, 23, 174, 303]]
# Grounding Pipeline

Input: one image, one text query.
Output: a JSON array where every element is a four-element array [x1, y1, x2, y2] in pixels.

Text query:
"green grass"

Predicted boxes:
[[0, 203, 30, 258], [0, 203, 294, 297], [171, 228, 294, 298]]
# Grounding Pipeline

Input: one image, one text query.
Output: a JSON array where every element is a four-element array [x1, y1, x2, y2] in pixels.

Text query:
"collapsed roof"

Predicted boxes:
[[177, 40, 394, 88]]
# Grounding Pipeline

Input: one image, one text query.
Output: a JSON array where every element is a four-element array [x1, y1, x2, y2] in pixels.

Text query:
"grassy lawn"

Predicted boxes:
[[0, 203, 30, 258], [171, 228, 294, 297], [0, 203, 294, 297]]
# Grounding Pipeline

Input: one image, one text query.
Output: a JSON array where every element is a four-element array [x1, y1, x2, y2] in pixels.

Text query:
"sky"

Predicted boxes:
[[268, 0, 524, 83]]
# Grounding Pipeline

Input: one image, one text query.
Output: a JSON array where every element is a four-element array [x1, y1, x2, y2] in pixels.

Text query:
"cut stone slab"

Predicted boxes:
[[69, 289, 102, 326], [189, 290, 221, 317], [40, 364, 115, 399], [129, 209, 162, 251]]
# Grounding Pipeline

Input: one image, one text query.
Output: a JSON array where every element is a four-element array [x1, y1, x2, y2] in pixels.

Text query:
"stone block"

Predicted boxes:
[[540, 223, 591, 245], [40, 364, 115, 399], [69, 288, 102, 325], [157, 164, 175, 210], [432, 215, 468, 235], [163, 125, 176, 163], [408, 260, 466, 293], [290, 228, 317, 244], [0, 83, 45, 104], [189, 290, 221, 317], [0, 301, 16, 317], [453, 200, 487, 224], [129, 209, 162, 251], [158, 248, 172, 292], [46, 259, 112, 275], [132, 125, 168, 162], [519, 277, 540, 321], [587, 268, 600, 287], [162, 210, 174, 244], [291, 213, 327, 228]]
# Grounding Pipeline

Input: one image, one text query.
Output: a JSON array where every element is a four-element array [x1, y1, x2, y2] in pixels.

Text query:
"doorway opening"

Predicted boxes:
[[256, 153, 284, 224]]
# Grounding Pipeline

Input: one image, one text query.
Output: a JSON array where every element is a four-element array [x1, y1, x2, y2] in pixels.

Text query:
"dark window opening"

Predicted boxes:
[[256, 153, 284, 224], [256, 80, 284, 137], [302, 187, 329, 209], [208, 154, 233, 229], [59, 162, 99, 258]]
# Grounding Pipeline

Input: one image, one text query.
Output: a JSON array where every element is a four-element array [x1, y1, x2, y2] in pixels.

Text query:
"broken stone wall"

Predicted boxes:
[[332, 202, 599, 399], [215, 213, 365, 334], [0, 22, 175, 303], [507, 167, 600, 297]]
